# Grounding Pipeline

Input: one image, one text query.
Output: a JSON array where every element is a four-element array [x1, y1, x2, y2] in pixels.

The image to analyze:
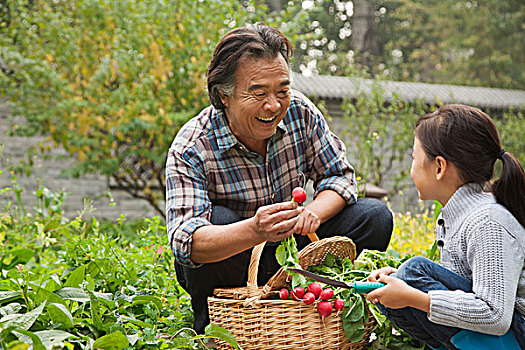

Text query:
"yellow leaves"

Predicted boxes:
[[389, 212, 436, 256], [139, 113, 155, 123], [145, 40, 173, 83], [177, 22, 185, 33], [45, 53, 54, 63], [78, 150, 87, 162], [95, 116, 106, 128]]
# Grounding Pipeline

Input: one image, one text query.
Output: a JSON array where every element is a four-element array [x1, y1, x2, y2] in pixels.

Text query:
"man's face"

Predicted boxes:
[[220, 55, 291, 154]]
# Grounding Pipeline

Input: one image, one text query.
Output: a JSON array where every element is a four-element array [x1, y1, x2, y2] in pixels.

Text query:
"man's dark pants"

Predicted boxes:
[[174, 198, 393, 334]]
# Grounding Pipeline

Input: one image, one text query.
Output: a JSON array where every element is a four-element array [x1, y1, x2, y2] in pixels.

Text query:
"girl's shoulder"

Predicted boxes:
[[472, 203, 525, 248], [487, 203, 525, 244]]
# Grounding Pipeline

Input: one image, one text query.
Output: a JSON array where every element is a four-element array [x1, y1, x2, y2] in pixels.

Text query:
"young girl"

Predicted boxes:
[[366, 104, 525, 350]]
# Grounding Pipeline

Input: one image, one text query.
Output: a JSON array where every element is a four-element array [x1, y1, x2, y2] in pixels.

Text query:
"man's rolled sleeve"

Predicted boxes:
[[166, 144, 211, 268], [170, 217, 211, 268], [316, 175, 357, 205]]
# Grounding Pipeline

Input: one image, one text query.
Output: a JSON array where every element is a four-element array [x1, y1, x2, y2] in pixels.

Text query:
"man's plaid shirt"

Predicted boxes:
[[166, 90, 357, 267]]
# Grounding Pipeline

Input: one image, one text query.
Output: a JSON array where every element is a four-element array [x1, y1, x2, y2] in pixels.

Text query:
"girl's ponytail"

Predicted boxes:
[[491, 151, 525, 228]]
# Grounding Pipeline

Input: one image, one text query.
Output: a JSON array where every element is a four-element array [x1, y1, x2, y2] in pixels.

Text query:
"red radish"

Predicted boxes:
[[317, 301, 333, 326], [291, 286, 305, 300], [334, 298, 345, 311], [279, 288, 289, 300], [307, 282, 323, 299], [319, 288, 334, 301], [292, 187, 307, 204], [302, 292, 315, 305]]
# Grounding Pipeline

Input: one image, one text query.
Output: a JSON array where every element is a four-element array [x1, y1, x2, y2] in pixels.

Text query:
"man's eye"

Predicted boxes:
[[278, 90, 290, 97], [254, 92, 266, 97]]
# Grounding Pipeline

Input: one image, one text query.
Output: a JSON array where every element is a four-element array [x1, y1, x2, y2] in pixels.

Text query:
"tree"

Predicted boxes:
[[0, 0, 308, 217], [268, 0, 523, 89], [0, 1, 236, 217], [375, 0, 525, 89]]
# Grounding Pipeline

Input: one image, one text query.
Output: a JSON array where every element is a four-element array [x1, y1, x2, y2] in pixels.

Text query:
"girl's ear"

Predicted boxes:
[[435, 156, 448, 180]]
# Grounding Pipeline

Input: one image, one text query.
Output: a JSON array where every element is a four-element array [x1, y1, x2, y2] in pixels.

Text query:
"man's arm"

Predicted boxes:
[[190, 201, 301, 264], [306, 189, 346, 223], [290, 93, 357, 235]]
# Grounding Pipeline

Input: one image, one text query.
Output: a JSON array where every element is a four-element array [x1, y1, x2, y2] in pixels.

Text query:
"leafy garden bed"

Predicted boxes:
[[0, 178, 437, 349]]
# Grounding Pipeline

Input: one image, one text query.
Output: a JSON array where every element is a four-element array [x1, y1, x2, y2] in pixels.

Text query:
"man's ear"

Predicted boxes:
[[435, 156, 447, 180], [219, 91, 230, 108]]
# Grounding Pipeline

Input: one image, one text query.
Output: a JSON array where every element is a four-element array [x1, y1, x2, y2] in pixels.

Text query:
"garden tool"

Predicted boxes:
[[287, 268, 385, 294]]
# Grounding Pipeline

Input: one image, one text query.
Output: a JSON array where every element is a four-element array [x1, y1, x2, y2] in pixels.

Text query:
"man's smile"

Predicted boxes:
[[255, 115, 278, 123]]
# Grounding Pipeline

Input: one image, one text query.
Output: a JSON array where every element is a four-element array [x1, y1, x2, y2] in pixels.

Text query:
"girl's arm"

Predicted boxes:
[[366, 274, 430, 313]]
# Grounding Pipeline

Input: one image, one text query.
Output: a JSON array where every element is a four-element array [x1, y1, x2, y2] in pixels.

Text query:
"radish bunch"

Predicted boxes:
[[279, 282, 345, 326]]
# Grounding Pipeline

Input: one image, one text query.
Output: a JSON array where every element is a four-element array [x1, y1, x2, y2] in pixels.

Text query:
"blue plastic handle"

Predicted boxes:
[[353, 281, 385, 293]]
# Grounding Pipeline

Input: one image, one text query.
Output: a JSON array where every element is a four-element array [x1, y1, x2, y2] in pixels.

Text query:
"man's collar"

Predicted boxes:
[[212, 109, 238, 153]]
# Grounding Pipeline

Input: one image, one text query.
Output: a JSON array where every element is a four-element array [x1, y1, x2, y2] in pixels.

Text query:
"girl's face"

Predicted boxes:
[[410, 137, 439, 200]]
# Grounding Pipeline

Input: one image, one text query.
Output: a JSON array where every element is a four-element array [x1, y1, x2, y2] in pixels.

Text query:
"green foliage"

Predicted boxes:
[[494, 109, 525, 166], [383, 0, 525, 89], [283, 0, 524, 89], [0, 177, 241, 349], [0, 164, 443, 348], [339, 82, 430, 193], [302, 251, 424, 349], [0, 0, 307, 217]]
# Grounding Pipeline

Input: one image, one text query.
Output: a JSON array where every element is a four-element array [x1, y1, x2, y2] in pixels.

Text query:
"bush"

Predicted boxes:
[[339, 83, 430, 194], [0, 171, 244, 349]]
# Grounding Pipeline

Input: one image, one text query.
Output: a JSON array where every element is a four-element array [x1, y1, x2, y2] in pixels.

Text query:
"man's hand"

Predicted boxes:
[[293, 207, 321, 235], [251, 201, 302, 242]]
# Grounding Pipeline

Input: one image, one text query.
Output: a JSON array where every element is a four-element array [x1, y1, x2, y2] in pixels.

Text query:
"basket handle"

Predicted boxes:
[[246, 241, 266, 293], [246, 231, 318, 291], [307, 233, 319, 241]]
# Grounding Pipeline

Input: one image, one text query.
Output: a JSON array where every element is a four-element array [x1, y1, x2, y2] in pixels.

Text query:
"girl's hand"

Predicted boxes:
[[367, 266, 397, 282], [366, 274, 429, 312]]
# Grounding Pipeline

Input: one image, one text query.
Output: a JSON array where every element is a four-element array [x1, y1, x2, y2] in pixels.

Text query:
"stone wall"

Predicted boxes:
[[0, 103, 160, 220]]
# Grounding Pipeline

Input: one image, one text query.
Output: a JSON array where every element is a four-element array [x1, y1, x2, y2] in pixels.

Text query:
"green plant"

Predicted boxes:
[[0, 177, 240, 349], [494, 108, 525, 166], [341, 83, 430, 193]]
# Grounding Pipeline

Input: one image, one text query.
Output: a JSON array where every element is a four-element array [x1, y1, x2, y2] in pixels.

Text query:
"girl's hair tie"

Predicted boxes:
[[497, 149, 506, 160]]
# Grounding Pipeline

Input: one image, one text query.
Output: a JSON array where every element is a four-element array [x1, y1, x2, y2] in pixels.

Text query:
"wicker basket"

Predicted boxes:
[[208, 236, 375, 350]]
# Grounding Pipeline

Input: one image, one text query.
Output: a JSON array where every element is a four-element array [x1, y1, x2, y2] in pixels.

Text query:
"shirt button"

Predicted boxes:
[[437, 218, 445, 226]]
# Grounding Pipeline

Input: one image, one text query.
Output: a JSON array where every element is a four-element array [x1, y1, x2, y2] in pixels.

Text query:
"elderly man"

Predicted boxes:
[[166, 24, 393, 333]]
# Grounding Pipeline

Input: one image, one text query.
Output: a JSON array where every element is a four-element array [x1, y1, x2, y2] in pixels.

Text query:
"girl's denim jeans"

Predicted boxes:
[[376, 256, 525, 349]]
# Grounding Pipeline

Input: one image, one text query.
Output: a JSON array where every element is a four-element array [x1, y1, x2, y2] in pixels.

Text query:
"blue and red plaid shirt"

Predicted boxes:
[[166, 90, 357, 267]]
